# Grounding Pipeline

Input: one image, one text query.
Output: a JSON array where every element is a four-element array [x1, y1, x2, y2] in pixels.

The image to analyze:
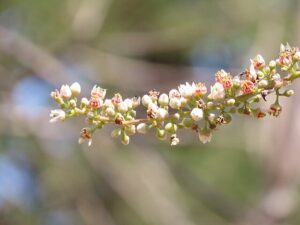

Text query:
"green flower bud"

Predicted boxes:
[[111, 129, 121, 138], [165, 123, 177, 134], [125, 125, 136, 136], [156, 129, 166, 140], [182, 118, 193, 128], [121, 133, 130, 145]]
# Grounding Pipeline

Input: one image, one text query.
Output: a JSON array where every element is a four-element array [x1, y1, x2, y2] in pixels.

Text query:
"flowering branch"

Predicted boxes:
[[50, 44, 300, 146]]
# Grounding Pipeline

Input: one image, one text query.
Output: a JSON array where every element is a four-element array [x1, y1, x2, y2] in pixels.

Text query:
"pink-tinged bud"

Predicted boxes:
[[70, 82, 81, 96], [60, 85, 72, 99], [241, 80, 255, 94], [49, 109, 66, 123], [170, 134, 179, 146], [195, 82, 207, 96], [89, 98, 103, 109], [198, 129, 212, 144], [169, 97, 181, 109], [149, 89, 160, 101], [210, 82, 225, 100], [158, 93, 169, 106], [137, 123, 148, 134], [111, 93, 123, 105], [253, 109, 266, 119], [251, 54, 265, 69], [91, 85, 106, 99], [190, 108, 203, 121], [142, 95, 152, 107]]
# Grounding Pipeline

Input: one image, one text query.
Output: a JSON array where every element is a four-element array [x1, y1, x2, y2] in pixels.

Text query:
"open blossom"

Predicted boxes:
[[198, 129, 212, 144], [195, 82, 207, 96], [178, 82, 196, 98], [251, 54, 265, 69], [89, 98, 102, 109], [49, 109, 66, 123], [215, 70, 233, 89], [60, 85, 72, 99], [241, 80, 255, 94], [244, 64, 257, 83], [210, 82, 225, 100], [91, 85, 106, 99], [277, 43, 295, 67]]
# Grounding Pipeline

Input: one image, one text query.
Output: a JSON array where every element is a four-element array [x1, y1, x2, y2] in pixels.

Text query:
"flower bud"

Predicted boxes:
[[124, 99, 133, 109], [156, 129, 166, 140], [137, 123, 148, 134], [81, 97, 89, 106], [49, 109, 66, 123], [157, 108, 168, 120], [121, 133, 130, 145], [111, 129, 121, 138], [106, 107, 115, 117], [118, 101, 128, 113], [60, 85, 72, 99], [182, 118, 193, 128], [208, 113, 216, 122], [170, 134, 179, 146], [69, 99, 76, 108], [142, 95, 152, 107], [206, 101, 214, 109], [169, 97, 181, 109], [190, 108, 203, 121], [257, 71, 265, 79], [269, 60, 276, 68], [70, 82, 81, 96], [125, 125, 136, 136], [158, 93, 169, 106], [293, 51, 300, 61], [258, 79, 268, 88], [226, 98, 235, 105], [165, 123, 177, 134], [223, 113, 232, 124], [284, 89, 294, 97]]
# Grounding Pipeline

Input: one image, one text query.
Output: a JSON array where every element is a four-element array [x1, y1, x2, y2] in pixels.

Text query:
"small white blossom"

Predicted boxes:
[[199, 130, 212, 144], [106, 107, 115, 117], [157, 108, 168, 120], [124, 98, 133, 109], [137, 123, 148, 134], [210, 82, 225, 100], [70, 82, 81, 96], [258, 80, 268, 88], [169, 97, 181, 109], [294, 51, 300, 61], [158, 93, 169, 106], [118, 101, 128, 113], [190, 108, 203, 121], [60, 85, 72, 99], [104, 99, 114, 108], [81, 97, 89, 105], [178, 82, 196, 98], [169, 89, 181, 98], [170, 134, 179, 146], [91, 85, 106, 99], [49, 109, 66, 123], [142, 95, 152, 107]]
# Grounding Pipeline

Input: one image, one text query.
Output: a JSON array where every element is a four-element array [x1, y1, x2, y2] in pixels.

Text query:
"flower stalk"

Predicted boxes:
[[50, 44, 300, 146]]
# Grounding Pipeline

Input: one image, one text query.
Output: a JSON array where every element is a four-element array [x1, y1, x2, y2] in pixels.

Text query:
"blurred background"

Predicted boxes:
[[0, 0, 300, 224]]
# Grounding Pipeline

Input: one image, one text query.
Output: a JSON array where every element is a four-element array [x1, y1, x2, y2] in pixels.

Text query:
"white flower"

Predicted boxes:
[[124, 98, 133, 109], [106, 107, 115, 117], [137, 123, 148, 134], [142, 95, 152, 107], [226, 98, 235, 105], [104, 99, 114, 108], [60, 85, 72, 99], [157, 108, 168, 120], [190, 108, 203, 121], [199, 130, 212, 144], [178, 82, 196, 98], [118, 101, 128, 113], [81, 97, 89, 105], [70, 82, 81, 96], [169, 89, 181, 98], [294, 51, 300, 61], [170, 134, 179, 146], [169, 97, 181, 109], [210, 82, 225, 100], [91, 85, 106, 99], [158, 93, 169, 106], [49, 109, 66, 123]]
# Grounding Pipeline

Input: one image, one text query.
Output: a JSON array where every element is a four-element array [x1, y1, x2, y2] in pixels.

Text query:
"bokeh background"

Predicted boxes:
[[1, 0, 300, 224]]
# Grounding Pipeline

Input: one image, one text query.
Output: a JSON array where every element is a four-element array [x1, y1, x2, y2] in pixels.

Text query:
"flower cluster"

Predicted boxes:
[[50, 44, 300, 146]]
